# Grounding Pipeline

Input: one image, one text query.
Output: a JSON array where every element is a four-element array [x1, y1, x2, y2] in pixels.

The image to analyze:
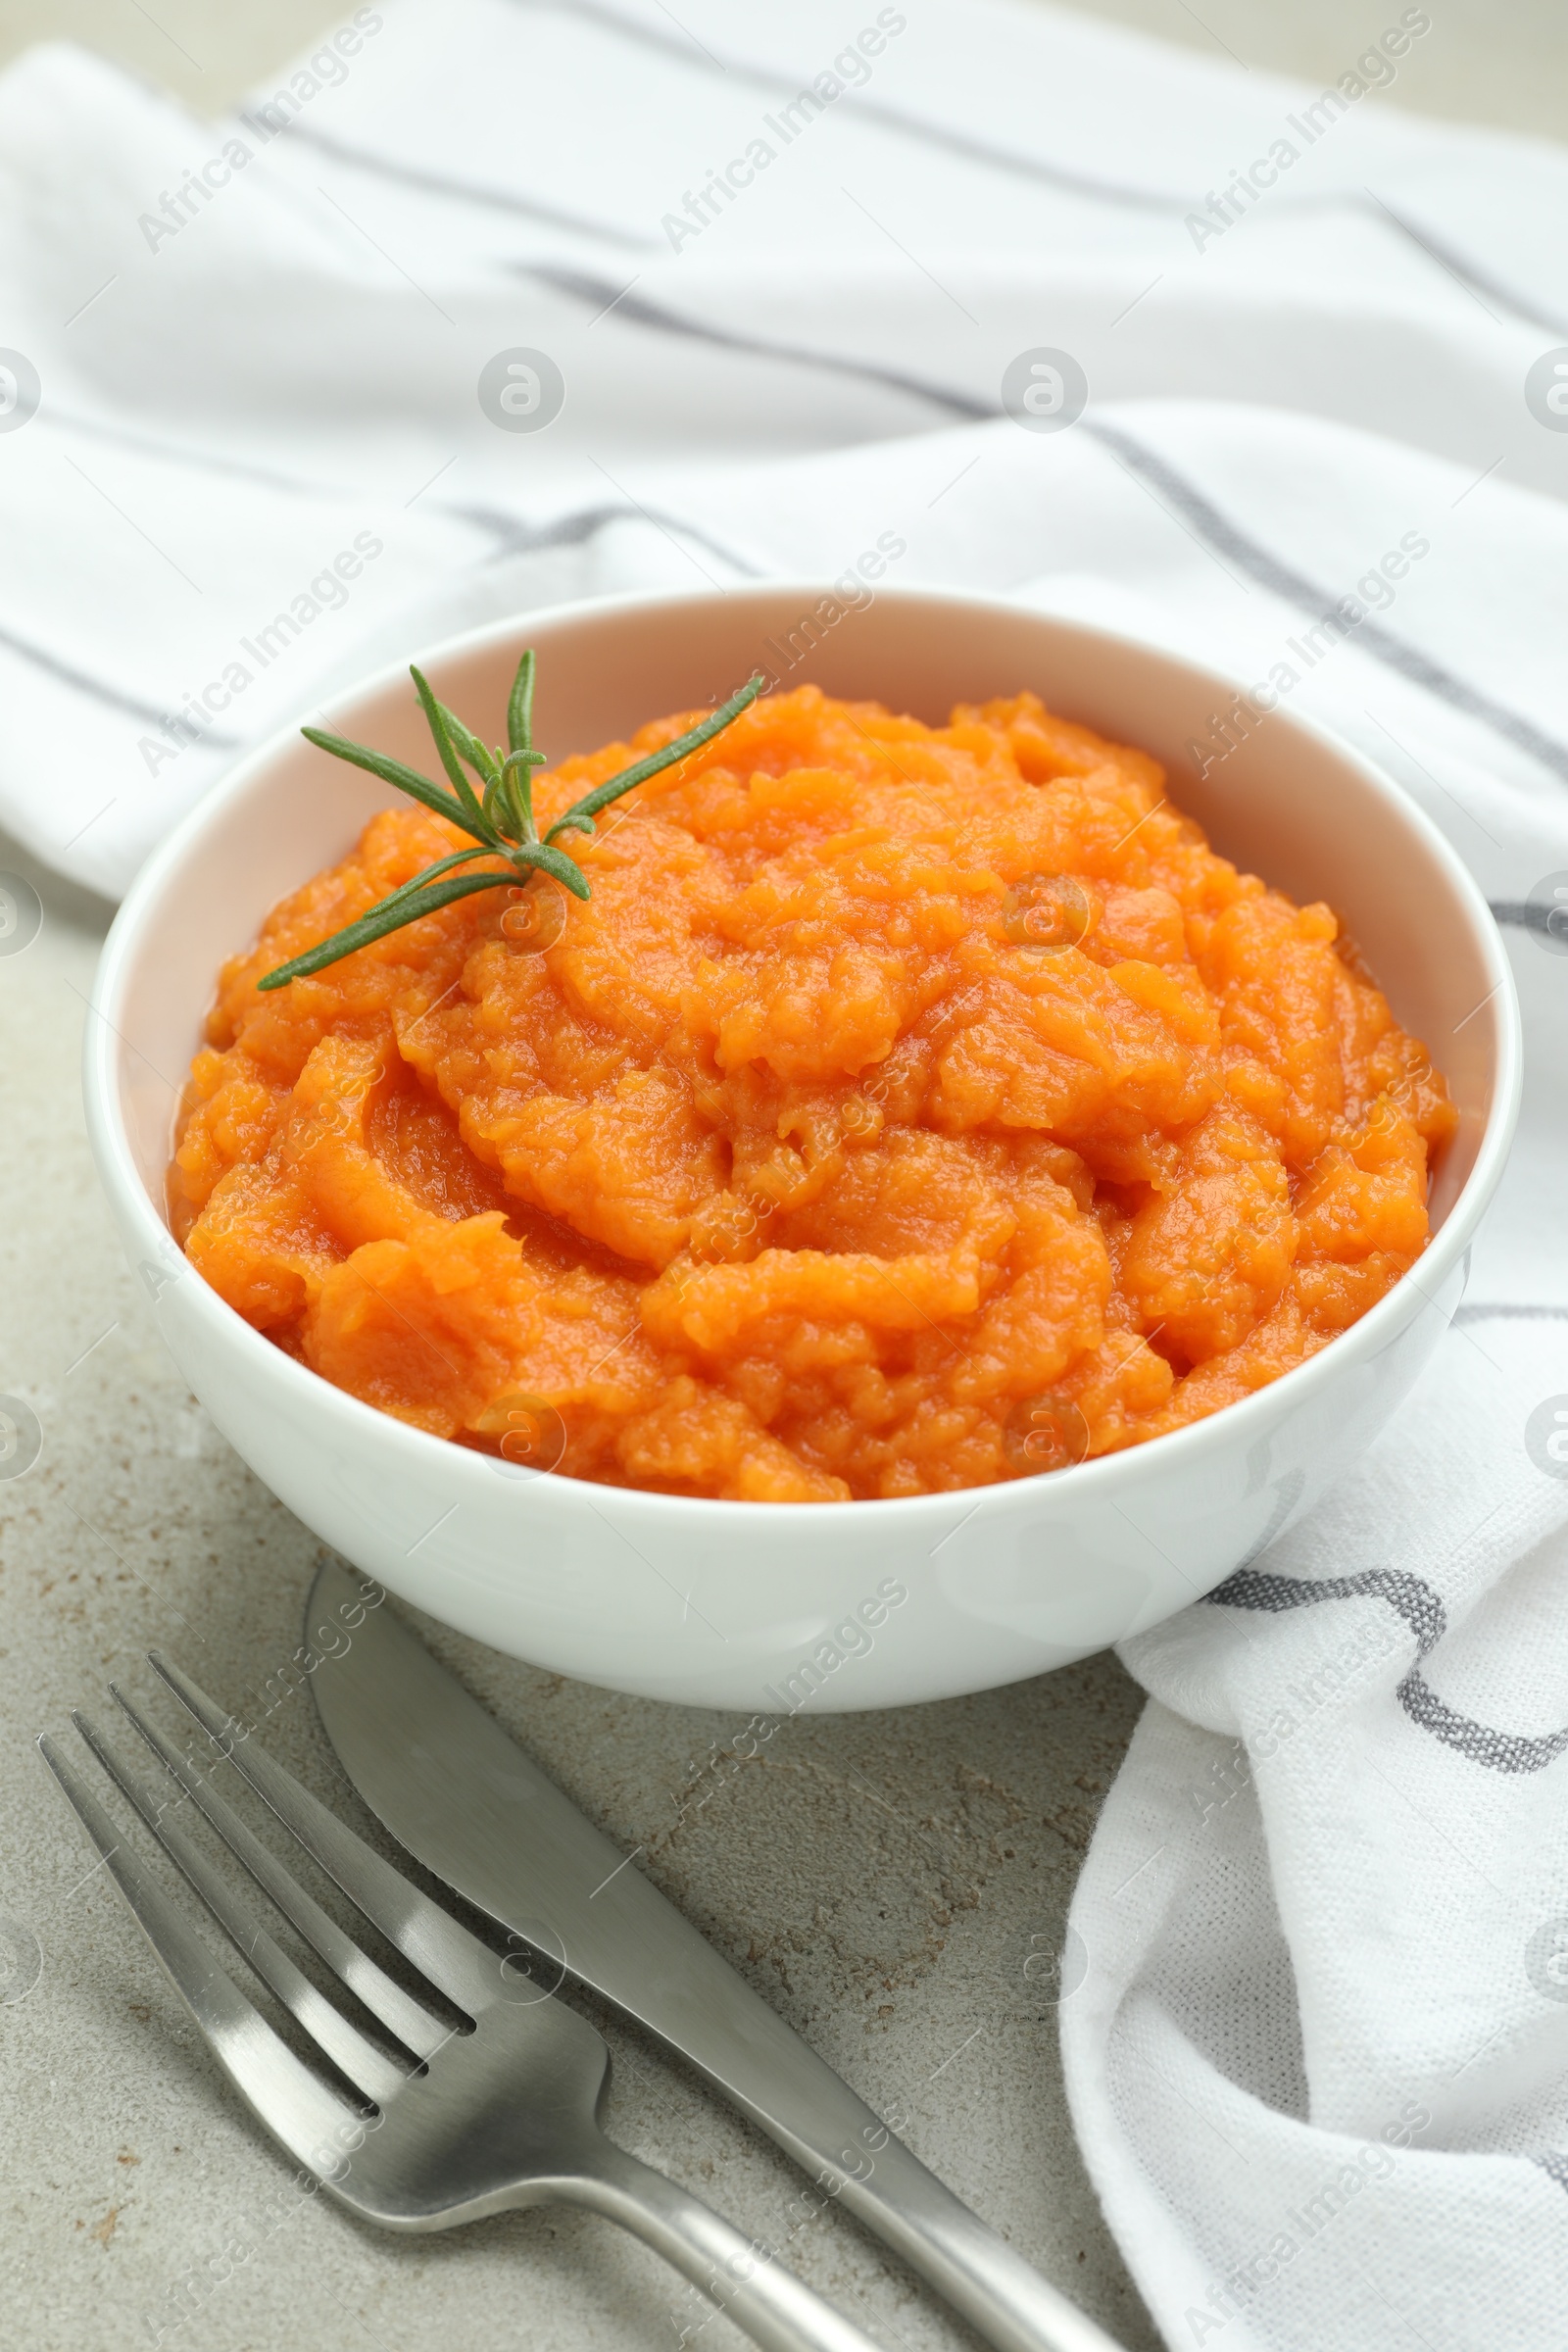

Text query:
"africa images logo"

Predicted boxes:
[[661, 11, 907, 251], [1183, 11, 1432, 252]]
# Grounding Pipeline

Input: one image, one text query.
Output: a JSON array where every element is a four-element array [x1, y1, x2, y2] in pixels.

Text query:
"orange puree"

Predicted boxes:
[[171, 686, 1455, 1501]]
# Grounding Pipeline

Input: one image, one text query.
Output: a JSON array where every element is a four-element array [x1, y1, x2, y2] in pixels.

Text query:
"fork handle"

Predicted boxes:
[[564, 2138, 888, 2352]]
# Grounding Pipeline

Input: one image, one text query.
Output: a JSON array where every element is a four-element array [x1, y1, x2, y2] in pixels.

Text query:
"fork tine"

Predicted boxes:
[[38, 1734, 357, 2181], [148, 1653, 500, 2017], [109, 1681, 448, 2065], [74, 1709, 408, 2108]]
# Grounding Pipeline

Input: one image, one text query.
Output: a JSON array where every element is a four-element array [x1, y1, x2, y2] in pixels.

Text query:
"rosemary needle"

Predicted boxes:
[[257, 658, 763, 991]]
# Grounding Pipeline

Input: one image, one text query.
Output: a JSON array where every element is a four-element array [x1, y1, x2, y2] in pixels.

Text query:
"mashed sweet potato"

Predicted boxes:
[[171, 685, 1454, 1501]]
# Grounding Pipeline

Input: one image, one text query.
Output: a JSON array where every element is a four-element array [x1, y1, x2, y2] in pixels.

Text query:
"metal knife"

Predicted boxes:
[[305, 1560, 1124, 2352]]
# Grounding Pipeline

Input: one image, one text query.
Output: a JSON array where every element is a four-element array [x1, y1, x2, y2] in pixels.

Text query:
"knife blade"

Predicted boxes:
[[305, 1560, 1123, 2352]]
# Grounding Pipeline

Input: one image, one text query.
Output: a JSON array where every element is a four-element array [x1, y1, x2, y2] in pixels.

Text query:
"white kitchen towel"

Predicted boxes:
[[2, 3, 1566, 2346]]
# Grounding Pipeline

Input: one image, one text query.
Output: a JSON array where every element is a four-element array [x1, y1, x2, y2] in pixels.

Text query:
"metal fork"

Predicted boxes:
[[40, 1655, 889, 2352]]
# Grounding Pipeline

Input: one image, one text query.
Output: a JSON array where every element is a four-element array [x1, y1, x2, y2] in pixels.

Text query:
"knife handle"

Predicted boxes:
[[741, 2097, 1128, 2352], [570, 2138, 888, 2352]]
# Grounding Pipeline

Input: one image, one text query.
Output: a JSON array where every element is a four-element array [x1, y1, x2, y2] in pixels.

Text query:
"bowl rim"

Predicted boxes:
[[83, 578, 1524, 1528]]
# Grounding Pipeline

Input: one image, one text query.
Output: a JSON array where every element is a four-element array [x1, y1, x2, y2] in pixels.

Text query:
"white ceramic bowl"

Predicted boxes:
[[84, 585, 1520, 1711]]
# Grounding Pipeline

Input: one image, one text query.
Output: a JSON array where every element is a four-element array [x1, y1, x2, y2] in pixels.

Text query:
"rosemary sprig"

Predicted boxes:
[[257, 656, 764, 991]]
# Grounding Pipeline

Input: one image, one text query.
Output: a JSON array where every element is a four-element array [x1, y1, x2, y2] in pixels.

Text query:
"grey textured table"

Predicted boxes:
[[0, 833, 1158, 2352], [1, 0, 1559, 137]]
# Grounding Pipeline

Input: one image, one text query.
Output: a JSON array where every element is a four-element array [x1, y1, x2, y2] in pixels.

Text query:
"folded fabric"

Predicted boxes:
[[3, 4, 1566, 2346]]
